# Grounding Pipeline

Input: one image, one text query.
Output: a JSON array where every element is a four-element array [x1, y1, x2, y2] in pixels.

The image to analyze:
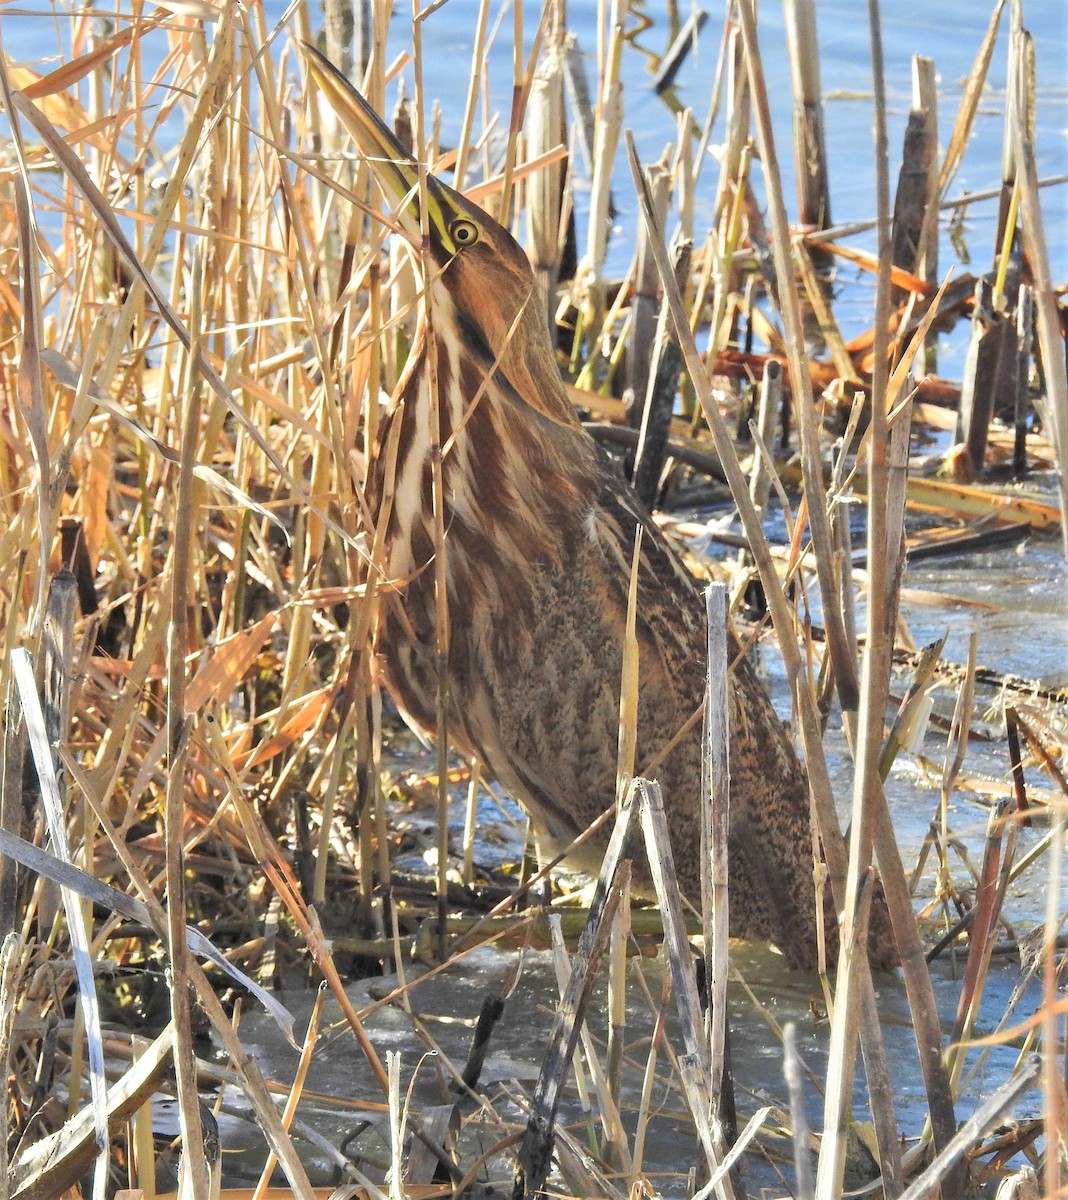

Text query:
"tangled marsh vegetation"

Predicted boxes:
[[0, 0, 1065, 1197]]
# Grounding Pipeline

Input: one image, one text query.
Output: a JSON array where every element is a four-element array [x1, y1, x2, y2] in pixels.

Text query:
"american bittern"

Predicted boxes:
[[307, 50, 895, 970]]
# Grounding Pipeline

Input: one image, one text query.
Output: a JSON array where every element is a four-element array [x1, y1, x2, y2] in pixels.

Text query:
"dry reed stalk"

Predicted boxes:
[[890, 75, 936, 298], [582, 0, 625, 286], [604, 861, 634, 1174], [166, 238, 211, 1200], [1040, 791, 1067, 1188], [946, 802, 1015, 1084], [782, 0, 831, 232], [387, 1050, 405, 1200], [451, 0, 491, 193], [514, 791, 632, 1198], [547, 916, 597, 1144], [911, 56, 939, 318], [631, 985, 668, 1179], [0, 934, 20, 1189], [495, 0, 553, 230], [524, 7, 568, 336], [632, 236, 690, 507], [939, 633, 978, 900], [701, 583, 730, 1137], [461, 755, 480, 885], [734, 0, 860, 724], [634, 781, 726, 1195], [0, 574, 30, 940], [674, 108, 695, 241], [1009, 34, 1068, 565], [653, 9, 708, 96], [709, 20, 746, 238], [251, 982, 326, 1200], [783, 1021, 815, 1200], [746, 360, 782, 519], [625, 151, 672, 426]]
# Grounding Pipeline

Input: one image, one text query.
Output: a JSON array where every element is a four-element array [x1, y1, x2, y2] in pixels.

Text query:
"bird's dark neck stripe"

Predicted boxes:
[[452, 309, 499, 373]]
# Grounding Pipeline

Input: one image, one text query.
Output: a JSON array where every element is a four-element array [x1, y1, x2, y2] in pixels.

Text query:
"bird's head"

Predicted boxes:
[[305, 46, 554, 385]]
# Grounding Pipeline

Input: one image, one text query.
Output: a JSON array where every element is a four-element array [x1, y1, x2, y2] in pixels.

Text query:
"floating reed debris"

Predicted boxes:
[[0, 1, 1064, 1197]]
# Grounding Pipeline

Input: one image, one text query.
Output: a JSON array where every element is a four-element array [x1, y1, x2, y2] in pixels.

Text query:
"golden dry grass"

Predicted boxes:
[[0, 1, 1064, 1197]]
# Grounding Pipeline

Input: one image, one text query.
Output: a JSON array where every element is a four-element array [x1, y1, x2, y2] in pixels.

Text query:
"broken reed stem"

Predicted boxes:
[[783, 0, 831, 230], [604, 861, 629, 1162], [514, 793, 632, 1199], [911, 55, 939, 305], [635, 783, 725, 1192], [525, 17, 569, 336], [783, 1023, 815, 1200]]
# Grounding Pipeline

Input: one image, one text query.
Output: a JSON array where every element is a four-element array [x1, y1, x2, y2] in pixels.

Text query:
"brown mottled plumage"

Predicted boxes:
[[307, 49, 895, 969]]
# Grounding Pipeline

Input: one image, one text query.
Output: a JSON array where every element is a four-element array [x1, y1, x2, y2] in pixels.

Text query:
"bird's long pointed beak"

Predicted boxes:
[[303, 43, 457, 250]]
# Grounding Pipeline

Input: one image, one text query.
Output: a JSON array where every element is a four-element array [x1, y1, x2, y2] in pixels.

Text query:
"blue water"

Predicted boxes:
[[5, 0, 1065, 307], [400, 0, 1068, 311]]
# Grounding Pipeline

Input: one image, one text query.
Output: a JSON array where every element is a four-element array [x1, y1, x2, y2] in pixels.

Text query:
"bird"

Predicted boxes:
[[305, 47, 896, 971]]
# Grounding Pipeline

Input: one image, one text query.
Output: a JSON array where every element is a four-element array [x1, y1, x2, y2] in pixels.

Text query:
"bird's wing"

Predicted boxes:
[[591, 462, 709, 682]]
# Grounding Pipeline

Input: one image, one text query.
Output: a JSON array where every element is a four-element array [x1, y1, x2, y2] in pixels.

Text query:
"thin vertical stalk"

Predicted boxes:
[[166, 247, 209, 1200], [1042, 773, 1066, 1194], [783, 0, 831, 230], [733, 0, 859, 719], [816, 1, 902, 1193], [912, 56, 938, 288], [584, 0, 626, 284], [410, 0, 452, 957], [783, 1024, 815, 1200], [453, 0, 492, 193], [702, 584, 730, 1136], [1011, 29, 1068, 563]]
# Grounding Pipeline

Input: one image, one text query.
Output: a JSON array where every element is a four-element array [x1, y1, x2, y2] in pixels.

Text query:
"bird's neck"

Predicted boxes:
[[374, 312, 599, 587]]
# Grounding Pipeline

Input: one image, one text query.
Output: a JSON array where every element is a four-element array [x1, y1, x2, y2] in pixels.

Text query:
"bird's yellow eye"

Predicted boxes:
[[450, 219, 480, 249]]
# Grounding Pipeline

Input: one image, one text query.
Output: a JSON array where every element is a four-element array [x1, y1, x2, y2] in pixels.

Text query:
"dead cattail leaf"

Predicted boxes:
[[805, 236, 935, 296], [235, 687, 334, 771], [184, 611, 280, 714], [7, 64, 104, 135], [14, 25, 145, 98]]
